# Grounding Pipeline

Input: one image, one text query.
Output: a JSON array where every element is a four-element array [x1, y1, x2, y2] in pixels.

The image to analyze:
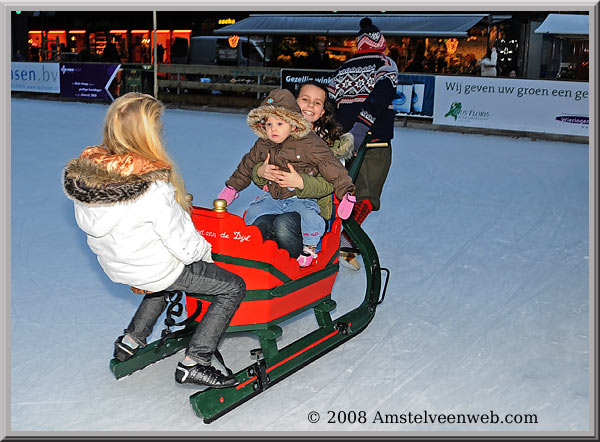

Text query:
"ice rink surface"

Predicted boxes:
[[10, 98, 590, 433]]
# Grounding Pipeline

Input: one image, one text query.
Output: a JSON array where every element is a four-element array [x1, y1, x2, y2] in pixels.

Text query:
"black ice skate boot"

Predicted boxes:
[[175, 362, 238, 388], [113, 335, 139, 362]]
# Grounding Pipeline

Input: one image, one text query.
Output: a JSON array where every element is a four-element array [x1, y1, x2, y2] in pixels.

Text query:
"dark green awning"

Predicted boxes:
[[213, 14, 494, 37]]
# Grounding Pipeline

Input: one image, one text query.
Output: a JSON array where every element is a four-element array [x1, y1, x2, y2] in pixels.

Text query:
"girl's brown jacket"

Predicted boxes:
[[225, 89, 355, 200]]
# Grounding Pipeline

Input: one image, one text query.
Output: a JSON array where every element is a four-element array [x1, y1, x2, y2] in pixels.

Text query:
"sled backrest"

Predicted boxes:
[[188, 202, 341, 328], [190, 203, 341, 291]]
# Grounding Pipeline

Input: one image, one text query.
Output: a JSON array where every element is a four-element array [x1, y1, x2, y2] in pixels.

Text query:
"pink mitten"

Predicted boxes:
[[217, 185, 239, 206], [337, 193, 356, 220]]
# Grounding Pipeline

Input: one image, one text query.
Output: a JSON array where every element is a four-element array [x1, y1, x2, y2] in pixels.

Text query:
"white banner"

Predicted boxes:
[[11, 62, 60, 94], [433, 76, 589, 136]]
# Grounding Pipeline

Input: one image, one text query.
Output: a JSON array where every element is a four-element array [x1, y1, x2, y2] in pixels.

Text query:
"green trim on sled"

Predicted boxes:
[[192, 262, 339, 302], [212, 253, 292, 283], [224, 295, 334, 333]]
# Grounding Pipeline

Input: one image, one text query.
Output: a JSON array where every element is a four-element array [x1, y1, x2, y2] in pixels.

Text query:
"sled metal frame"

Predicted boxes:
[[108, 135, 390, 423]]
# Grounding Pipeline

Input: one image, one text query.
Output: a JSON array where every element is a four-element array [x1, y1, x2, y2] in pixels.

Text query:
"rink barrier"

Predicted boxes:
[[11, 61, 590, 139], [157, 64, 280, 99]]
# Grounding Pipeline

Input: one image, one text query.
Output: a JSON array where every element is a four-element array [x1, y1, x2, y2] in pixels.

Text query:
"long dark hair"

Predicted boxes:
[[297, 81, 344, 147]]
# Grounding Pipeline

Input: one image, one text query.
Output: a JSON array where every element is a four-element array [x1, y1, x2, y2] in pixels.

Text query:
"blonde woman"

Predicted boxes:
[[63, 92, 245, 388]]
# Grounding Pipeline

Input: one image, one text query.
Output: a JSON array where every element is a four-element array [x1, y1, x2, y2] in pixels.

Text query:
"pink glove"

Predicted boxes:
[[337, 193, 356, 220], [217, 185, 239, 206]]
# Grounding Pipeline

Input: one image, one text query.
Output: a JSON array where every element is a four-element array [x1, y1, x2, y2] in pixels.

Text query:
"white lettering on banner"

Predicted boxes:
[[433, 76, 589, 136], [285, 75, 313, 83], [11, 62, 60, 93]]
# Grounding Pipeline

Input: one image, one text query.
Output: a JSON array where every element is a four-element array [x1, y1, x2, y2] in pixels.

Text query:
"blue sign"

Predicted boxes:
[[396, 73, 436, 116], [59, 63, 121, 102], [280, 69, 335, 94]]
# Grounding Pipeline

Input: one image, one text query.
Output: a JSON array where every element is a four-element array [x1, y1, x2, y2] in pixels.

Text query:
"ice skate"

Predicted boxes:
[[175, 362, 238, 388], [113, 335, 139, 362], [339, 250, 361, 270]]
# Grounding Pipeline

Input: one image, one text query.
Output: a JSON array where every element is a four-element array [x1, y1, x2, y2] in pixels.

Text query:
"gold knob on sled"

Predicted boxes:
[[213, 199, 228, 213]]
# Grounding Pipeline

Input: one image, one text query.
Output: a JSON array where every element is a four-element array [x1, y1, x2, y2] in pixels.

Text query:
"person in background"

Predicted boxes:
[[101, 42, 121, 63], [29, 45, 40, 62], [305, 40, 332, 69], [405, 40, 426, 73], [463, 53, 478, 75], [425, 47, 439, 72], [388, 44, 401, 69], [156, 43, 165, 64], [435, 45, 448, 74], [328, 17, 398, 270], [479, 47, 498, 77], [63, 92, 245, 389], [78, 47, 92, 62]]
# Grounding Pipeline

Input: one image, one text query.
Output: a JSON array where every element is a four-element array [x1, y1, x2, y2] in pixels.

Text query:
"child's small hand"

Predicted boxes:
[[217, 185, 239, 206], [337, 193, 356, 219], [257, 153, 280, 180], [275, 163, 304, 190]]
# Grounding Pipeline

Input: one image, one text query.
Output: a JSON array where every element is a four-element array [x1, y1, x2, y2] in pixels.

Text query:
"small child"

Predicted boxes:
[[218, 88, 356, 267], [63, 92, 245, 388]]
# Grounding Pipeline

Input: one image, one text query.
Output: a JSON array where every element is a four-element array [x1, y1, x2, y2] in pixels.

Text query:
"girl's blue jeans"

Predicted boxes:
[[244, 193, 325, 247], [253, 212, 303, 258]]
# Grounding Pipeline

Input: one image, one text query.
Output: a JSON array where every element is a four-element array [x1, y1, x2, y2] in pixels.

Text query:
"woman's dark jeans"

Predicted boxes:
[[253, 212, 303, 258], [124, 260, 246, 366]]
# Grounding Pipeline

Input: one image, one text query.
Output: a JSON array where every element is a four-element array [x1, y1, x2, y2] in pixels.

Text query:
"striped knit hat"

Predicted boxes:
[[356, 17, 386, 52]]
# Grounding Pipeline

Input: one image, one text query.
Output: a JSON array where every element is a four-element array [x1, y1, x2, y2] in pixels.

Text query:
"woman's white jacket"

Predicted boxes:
[[63, 151, 213, 292], [479, 49, 498, 77]]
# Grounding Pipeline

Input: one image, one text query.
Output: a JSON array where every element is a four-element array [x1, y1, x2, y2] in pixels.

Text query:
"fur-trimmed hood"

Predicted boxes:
[[63, 147, 172, 239], [247, 89, 312, 140], [63, 146, 171, 207]]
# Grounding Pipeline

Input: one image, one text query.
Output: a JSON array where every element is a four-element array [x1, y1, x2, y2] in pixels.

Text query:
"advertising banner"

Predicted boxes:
[[392, 84, 413, 114], [396, 73, 436, 116], [11, 62, 60, 93], [281, 69, 335, 94], [412, 83, 425, 113], [59, 63, 121, 102], [433, 76, 589, 136]]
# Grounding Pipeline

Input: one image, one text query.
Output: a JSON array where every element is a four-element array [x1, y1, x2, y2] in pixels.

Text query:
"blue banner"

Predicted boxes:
[[395, 73, 436, 116], [280, 69, 335, 94], [59, 63, 121, 102]]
